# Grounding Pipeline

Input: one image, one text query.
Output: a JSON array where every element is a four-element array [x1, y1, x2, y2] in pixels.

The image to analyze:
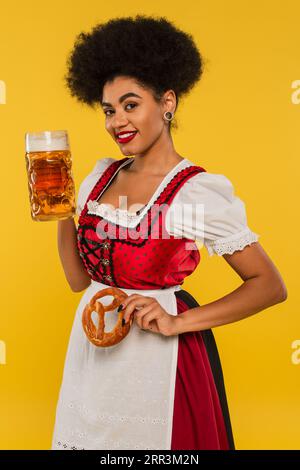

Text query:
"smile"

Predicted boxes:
[[117, 131, 138, 143]]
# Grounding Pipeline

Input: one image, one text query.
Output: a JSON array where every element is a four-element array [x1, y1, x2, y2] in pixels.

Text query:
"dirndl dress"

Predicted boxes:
[[51, 156, 260, 450]]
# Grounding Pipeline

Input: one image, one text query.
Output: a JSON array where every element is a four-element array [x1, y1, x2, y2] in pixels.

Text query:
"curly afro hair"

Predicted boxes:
[[64, 14, 205, 131]]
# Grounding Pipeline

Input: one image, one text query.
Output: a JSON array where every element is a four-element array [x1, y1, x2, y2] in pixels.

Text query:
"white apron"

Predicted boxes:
[[51, 279, 182, 450]]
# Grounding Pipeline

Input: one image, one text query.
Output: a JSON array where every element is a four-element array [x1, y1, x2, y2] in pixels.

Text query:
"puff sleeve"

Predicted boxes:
[[165, 172, 260, 256], [76, 157, 116, 216]]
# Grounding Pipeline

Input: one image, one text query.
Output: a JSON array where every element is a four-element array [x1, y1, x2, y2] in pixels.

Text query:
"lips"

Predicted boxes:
[[116, 131, 138, 143]]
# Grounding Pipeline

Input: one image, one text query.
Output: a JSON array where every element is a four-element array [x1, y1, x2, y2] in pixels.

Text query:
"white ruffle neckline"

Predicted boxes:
[[87, 157, 191, 227], [87, 200, 142, 221]]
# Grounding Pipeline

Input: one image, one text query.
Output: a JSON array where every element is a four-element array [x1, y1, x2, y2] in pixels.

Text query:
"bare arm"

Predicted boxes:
[[174, 242, 288, 334], [57, 217, 91, 292]]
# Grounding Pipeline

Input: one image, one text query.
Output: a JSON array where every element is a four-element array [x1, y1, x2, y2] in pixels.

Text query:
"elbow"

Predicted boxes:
[[256, 274, 288, 306], [277, 283, 288, 303], [69, 278, 92, 292], [272, 279, 288, 304], [71, 286, 86, 293]]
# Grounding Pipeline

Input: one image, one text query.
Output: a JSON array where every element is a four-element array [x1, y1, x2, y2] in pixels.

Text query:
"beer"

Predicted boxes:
[[25, 130, 76, 221]]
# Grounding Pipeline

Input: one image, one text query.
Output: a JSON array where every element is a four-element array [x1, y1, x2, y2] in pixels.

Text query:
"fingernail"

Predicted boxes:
[[117, 304, 123, 312]]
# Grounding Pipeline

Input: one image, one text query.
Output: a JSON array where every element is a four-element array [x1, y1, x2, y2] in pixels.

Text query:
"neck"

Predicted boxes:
[[125, 131, 184, 176]]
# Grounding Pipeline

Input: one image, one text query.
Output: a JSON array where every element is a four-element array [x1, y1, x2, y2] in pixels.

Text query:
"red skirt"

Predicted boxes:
[[171, 289, 235, 450]]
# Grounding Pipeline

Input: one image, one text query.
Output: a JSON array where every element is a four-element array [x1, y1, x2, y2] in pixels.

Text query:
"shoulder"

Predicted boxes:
[[76, 157, 117, 215], [167, 162, 260, 256], [175, 161, 237, 206], [79, 157, 117, 188], [89, 157, 117, 176]]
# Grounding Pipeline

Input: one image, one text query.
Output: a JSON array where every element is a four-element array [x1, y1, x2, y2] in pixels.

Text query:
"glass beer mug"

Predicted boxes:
[[25, 130, 76, 221]]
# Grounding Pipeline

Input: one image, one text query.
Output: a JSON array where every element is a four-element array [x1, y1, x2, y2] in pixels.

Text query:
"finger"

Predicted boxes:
[[121, 294, 140, 307], [118, 294, 139, 313], [117, 294, 141, 322], [139, 309, 161, 330], [134, 304, 156, 329], [122, 297, 154, 323], [121, 294, 150, 310]]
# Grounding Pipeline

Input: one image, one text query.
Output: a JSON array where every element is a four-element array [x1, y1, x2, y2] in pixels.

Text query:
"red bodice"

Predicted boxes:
[[77, 157, 206, 289]]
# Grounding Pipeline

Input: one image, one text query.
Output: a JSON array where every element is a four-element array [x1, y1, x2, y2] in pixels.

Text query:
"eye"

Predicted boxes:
[[103, 102, 137, 116], [125, 103, 137, 111]]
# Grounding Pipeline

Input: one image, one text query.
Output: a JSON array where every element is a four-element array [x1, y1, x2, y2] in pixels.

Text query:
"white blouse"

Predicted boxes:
[[76, 157, 260, 257]]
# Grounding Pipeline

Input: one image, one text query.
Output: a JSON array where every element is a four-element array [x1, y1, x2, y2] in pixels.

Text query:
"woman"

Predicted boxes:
[[51, 15, 287, 450]]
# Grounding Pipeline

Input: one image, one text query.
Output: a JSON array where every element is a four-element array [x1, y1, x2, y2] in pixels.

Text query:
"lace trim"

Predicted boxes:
[[52, 398, 168, 450], [205, 228, 260, 256], [87, 199, 141, 225], [62, 399, 168, 426], [54, 440, 85, 450], [86, 159, 193, 227], [53, 437, 160, 450]]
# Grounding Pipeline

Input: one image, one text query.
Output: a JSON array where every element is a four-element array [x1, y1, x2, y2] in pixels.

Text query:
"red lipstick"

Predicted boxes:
[[117, 131, 138, 143]]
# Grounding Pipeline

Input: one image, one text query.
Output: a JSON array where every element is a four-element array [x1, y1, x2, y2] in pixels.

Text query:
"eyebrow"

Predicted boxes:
[[101, 92, 142, 107]]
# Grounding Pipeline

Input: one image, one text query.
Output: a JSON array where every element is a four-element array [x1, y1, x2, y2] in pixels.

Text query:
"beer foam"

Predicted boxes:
[[25, 130, 69, 152]]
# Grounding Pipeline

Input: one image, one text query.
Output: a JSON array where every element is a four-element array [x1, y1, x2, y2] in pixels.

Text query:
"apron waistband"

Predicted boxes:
[[90, 280, 182, 296]]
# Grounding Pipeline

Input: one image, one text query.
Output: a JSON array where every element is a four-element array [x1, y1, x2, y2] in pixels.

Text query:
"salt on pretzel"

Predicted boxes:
[[82, 287, 132, 347]]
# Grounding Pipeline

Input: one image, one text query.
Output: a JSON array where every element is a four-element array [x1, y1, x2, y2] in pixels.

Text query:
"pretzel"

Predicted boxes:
[[82, 287, 132, 347]]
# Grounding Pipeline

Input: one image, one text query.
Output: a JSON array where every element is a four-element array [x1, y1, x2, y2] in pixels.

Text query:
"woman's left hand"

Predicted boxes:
[[120, 294, 178, 337]]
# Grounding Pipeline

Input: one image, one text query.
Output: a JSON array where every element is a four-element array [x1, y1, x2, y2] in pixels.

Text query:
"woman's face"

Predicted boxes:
[[101, 76, 175, 156]]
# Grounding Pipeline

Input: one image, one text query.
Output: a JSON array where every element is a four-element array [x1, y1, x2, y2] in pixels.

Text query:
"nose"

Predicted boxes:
[[111, 111, 129, 130]]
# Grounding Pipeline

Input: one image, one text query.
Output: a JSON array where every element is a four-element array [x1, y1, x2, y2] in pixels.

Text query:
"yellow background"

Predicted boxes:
[[0, 0, 298, 450]]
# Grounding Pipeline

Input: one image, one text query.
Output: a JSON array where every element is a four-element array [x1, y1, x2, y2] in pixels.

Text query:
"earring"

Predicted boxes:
[[163, 111, 174, 121]]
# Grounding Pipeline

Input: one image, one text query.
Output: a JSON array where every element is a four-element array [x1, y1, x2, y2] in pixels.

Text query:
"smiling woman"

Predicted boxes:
[[52, 14, 287, 452]]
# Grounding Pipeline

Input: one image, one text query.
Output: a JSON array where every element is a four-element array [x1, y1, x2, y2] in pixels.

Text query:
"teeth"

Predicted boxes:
[[118, 132, 135, 138]]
